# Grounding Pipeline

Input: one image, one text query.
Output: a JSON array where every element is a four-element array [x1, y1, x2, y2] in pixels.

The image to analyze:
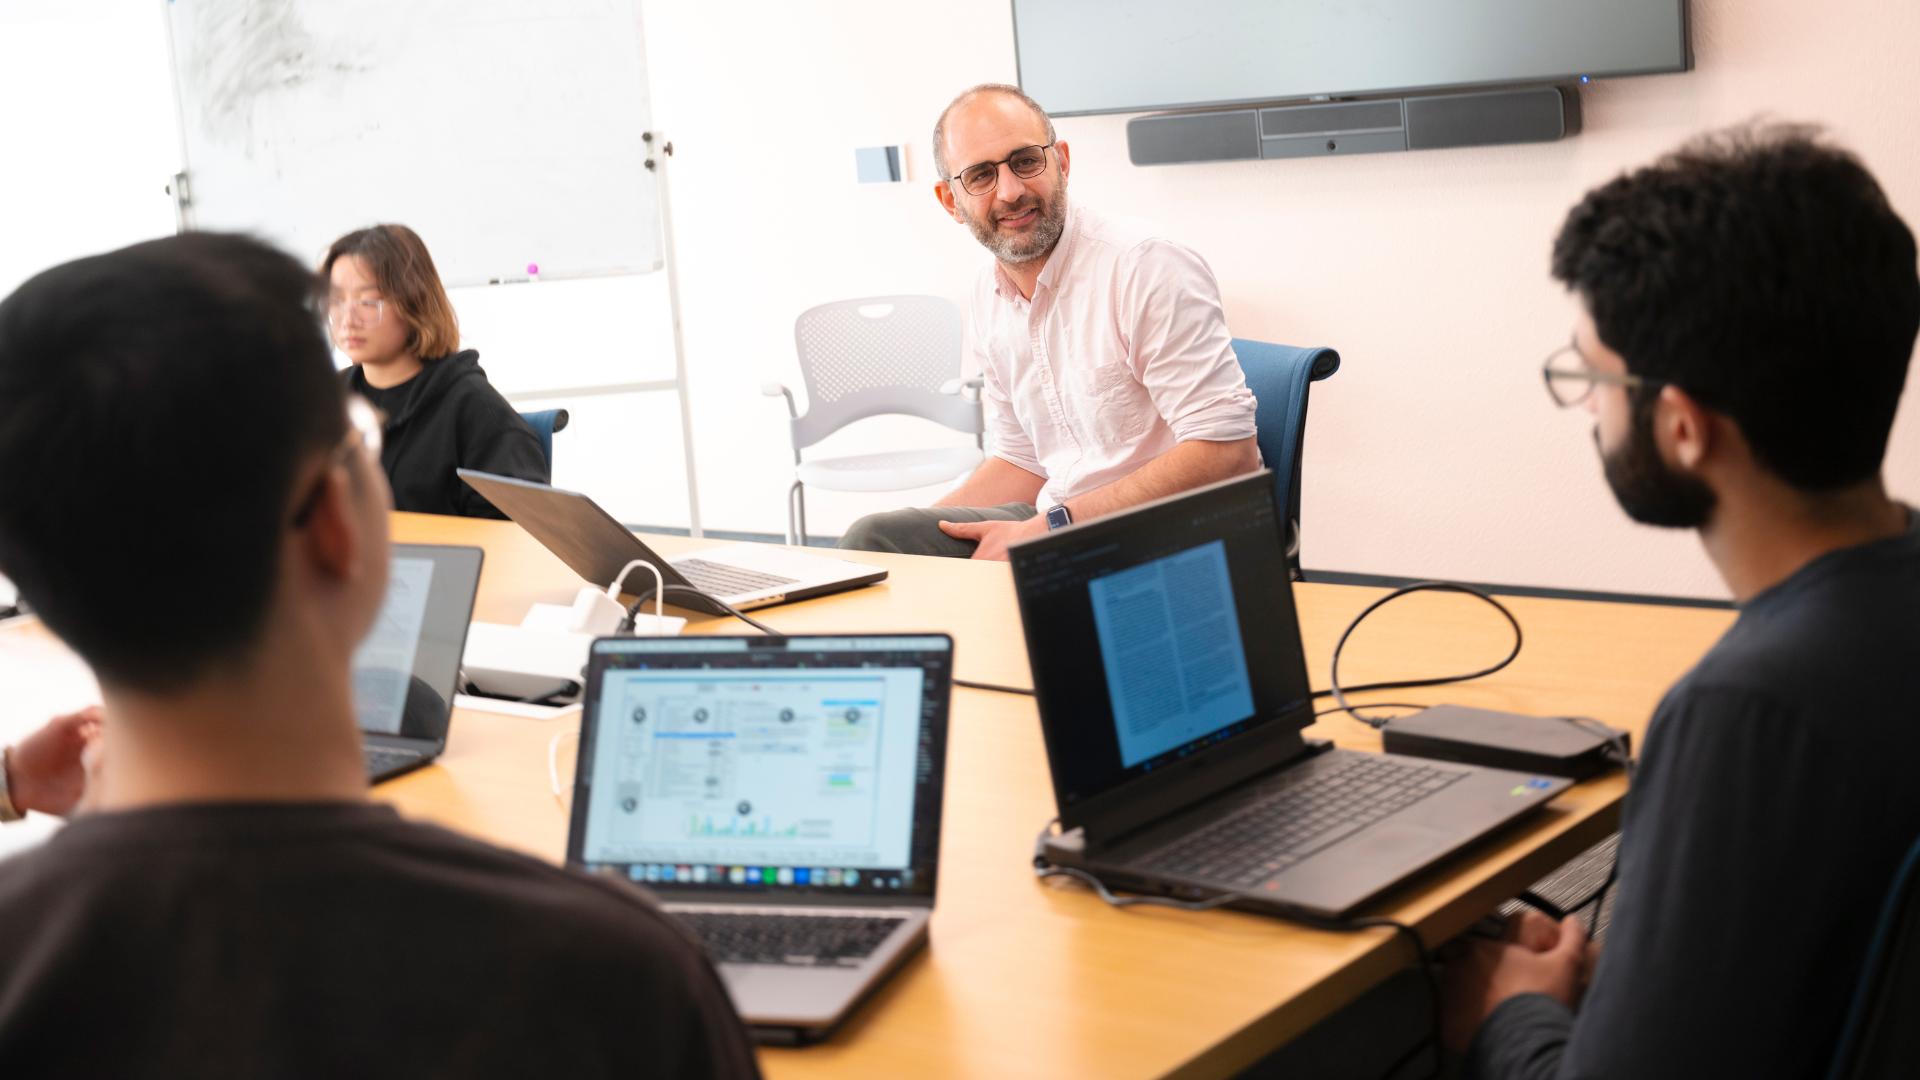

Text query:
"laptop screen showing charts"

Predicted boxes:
[[568, 635, 952, 900], [1009, 472, 1316, 819]]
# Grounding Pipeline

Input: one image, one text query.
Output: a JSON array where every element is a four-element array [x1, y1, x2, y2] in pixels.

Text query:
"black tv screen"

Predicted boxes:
[[1014, 0, 1690, 117]]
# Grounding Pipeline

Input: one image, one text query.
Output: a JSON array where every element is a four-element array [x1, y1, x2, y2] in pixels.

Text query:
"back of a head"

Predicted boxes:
[[0, 233, 345, 693], [321, 223, 460, 359], [1552, 122, 1920, 492]]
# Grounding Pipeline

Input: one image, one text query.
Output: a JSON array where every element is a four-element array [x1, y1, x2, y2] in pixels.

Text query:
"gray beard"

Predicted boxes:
[[966, 190, 1068, 264]]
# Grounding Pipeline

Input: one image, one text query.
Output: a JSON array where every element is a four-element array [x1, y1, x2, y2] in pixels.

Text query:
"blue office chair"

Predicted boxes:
[[1826, 833, 1920, 1079], [518, 408, 570, 469], [1232, 339, 1341, 578]]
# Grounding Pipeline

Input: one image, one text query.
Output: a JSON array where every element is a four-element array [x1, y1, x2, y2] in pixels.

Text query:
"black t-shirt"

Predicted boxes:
[[0, 802, 761, 1079], [1467, 510, 1920, 1078]]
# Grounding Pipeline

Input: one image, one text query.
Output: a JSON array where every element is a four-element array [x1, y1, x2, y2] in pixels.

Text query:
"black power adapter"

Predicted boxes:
[[1379, 705, 1629, 780]]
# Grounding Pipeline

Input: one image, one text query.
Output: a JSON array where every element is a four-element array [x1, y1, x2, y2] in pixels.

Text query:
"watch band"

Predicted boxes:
[[0, 746, 24, 823]]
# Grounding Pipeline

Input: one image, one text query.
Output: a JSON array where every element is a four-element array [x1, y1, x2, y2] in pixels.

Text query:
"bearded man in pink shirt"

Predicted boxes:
[[838, 83, 1262, 560]]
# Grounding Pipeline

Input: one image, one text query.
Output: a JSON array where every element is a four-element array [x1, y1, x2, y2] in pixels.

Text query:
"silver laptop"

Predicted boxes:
[[567, 633, 953, 1044], [457, 470, 887, 615], [1008, 472, 1570, 918], [352, 543, 483, 783]]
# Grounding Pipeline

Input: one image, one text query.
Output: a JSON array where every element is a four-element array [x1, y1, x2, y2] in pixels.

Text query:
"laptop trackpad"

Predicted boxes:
[[1263, 819, 1466, 915], [721, 962, 875, 1027]]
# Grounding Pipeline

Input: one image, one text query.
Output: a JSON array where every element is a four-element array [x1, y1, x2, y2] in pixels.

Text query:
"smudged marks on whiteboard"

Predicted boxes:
[[184, 0, 365, 155]]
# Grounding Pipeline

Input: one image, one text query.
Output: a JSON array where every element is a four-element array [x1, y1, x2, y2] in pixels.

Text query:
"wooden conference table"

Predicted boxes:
[[386, 512, 1735, 1079]]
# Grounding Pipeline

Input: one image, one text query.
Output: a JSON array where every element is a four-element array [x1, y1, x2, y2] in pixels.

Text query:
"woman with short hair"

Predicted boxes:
[[323, 224, 547, 518]]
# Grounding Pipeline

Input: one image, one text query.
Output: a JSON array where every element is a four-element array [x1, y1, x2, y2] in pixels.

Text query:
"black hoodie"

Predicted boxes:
[[341, 350, 548, 519]]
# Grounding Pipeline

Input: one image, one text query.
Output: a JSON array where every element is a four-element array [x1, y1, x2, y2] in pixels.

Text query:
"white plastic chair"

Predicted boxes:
[[762, 296, 984, 546]]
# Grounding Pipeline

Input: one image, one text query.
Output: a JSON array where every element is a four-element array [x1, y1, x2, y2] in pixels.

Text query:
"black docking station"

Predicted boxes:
[[1380, 705, 1629, 780]]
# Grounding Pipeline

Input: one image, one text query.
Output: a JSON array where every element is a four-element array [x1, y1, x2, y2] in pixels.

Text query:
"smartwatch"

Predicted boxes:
[[1045, 504, 1073, 531]]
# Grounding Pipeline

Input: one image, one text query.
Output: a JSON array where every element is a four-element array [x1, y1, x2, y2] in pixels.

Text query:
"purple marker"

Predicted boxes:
[[527, 261, 540, 282]]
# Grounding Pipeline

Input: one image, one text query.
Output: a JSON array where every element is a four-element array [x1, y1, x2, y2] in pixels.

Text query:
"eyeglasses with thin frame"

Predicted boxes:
[[325, 296, 385, 328], [1541, 338, 1665, 408], [949, 142, 1055, 197], [291, 395, 386, 528]]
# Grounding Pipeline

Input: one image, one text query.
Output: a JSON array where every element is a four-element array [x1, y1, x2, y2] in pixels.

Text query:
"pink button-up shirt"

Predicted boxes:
[[970, 204, 1257, 509]]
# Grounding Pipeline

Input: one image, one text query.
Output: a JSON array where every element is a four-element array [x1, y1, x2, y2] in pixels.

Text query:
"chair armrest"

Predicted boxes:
[[939, 376, 985, 399], [760, 381, 798, 419]]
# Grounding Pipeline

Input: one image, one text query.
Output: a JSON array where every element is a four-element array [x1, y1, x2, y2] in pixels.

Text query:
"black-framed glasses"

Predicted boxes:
[[291, 395, 386, 527], [949, 143, 1054, 197], [1541, 338, 1665, 408]]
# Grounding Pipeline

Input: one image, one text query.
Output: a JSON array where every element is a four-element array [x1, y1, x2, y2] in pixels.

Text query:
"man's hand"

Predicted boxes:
[[937, 515, 1048, 561], [7, 706, 104, 817], [1440, 913, 1589, 1053]]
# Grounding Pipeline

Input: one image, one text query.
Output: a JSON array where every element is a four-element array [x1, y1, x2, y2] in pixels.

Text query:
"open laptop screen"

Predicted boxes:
[[350, 543, 483, 743], [569, 635, 952, 900], [1009, 472, 1314, 817]]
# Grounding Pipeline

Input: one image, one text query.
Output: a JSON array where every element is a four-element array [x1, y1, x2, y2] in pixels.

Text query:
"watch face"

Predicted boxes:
[[1046, 505, 1071, 530]]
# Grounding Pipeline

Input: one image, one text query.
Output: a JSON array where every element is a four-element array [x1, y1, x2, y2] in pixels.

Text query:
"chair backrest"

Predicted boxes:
[[789, 296, 981, 450], [518, 408, 570, 468], [1231, 339, 1340, 574], [1828, 833, 1920, 1080]]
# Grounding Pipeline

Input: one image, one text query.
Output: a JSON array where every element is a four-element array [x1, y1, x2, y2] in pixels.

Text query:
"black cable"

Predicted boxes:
[[617, 584, 780, 635], [1031, 818, 1441, 1077], [954, 678, 1035, 696], [1326, 582, 1524, 729], [1311, 700, 1430, 720]]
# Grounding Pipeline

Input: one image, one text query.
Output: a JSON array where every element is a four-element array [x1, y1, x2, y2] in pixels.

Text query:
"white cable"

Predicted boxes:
[[548, 727, 579, 809], [609, 558, 667, 634]]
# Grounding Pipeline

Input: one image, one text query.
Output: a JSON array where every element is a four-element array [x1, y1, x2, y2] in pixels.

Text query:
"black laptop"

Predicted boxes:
[[351, 543, 484, 784], [1008, 472, 1569, 918], [567, 633, 953, 1044]]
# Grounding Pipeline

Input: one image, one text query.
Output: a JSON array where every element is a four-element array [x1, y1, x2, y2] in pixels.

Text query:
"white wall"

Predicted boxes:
[[639, 0, 1920, 599], [5, 0, 1918, 600]]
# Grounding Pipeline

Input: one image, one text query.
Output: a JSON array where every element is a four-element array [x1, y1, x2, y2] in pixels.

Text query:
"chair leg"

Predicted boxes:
[[788, 481, 807, 547]]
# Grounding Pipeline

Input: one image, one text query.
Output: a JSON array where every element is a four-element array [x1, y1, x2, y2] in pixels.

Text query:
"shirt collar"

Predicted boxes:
[[989, 201, 1082, 303]]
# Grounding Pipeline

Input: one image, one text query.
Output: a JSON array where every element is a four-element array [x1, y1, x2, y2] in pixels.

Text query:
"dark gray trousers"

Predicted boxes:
[[836, 502, 1037, 558]]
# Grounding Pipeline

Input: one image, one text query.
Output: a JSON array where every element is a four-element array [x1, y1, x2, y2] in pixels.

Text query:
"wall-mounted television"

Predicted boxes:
[[1013, 0, 1691, 118]]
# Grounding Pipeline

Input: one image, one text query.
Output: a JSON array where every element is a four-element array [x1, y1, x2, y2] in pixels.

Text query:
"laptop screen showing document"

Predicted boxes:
[[569, 635, 952, 900], [350, 544, 483, 742], [1010, 472, 1315, 824]]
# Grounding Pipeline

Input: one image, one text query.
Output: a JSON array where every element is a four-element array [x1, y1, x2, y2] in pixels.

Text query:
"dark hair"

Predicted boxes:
[[0, 233, 346, 692], [321, 224, 461, 359], [1551, 122, 1920, 491]]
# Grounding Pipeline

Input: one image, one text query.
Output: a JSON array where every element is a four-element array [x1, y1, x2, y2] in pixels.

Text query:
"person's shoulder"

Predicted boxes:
[[1075, 205, 1197, 262]]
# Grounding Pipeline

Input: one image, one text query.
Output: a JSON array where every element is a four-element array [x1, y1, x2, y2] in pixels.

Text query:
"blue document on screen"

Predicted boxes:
[[1087, 540, 1255, 767]]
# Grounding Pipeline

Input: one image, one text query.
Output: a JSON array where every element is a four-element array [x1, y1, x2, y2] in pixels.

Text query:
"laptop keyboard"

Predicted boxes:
[[1137, 755, 1468, 889], [673, 559, 799, 597], [677, 912, 905, 967], [363, 746, 426, 780]]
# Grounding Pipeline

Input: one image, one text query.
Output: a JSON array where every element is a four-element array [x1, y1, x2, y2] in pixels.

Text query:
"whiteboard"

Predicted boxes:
[[165, 0, 662, 285]]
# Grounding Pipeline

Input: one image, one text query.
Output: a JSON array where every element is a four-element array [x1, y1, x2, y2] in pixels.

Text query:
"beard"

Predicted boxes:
[[1596, 393, 1717, 528], [960, 184, 1069, 264]]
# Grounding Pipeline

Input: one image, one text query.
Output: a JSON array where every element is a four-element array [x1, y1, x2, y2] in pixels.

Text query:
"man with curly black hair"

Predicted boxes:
[[1442, 123, 1920, 1078]]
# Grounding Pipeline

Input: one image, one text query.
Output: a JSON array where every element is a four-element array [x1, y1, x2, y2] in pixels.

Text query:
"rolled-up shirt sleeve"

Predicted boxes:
[[1113, 239, 1257, 444]]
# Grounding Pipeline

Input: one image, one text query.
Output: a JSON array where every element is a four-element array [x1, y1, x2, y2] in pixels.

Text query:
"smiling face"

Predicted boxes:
[[934, 92, 1070, 265], [326, 255, 410, 368]]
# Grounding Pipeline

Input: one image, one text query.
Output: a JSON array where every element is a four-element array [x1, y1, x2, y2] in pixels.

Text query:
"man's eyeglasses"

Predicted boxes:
[[949, 143, 1054, 197], [1541, 339, 1665, 408], [291, 395, 386, 527], [325, 296, 385, 328]]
